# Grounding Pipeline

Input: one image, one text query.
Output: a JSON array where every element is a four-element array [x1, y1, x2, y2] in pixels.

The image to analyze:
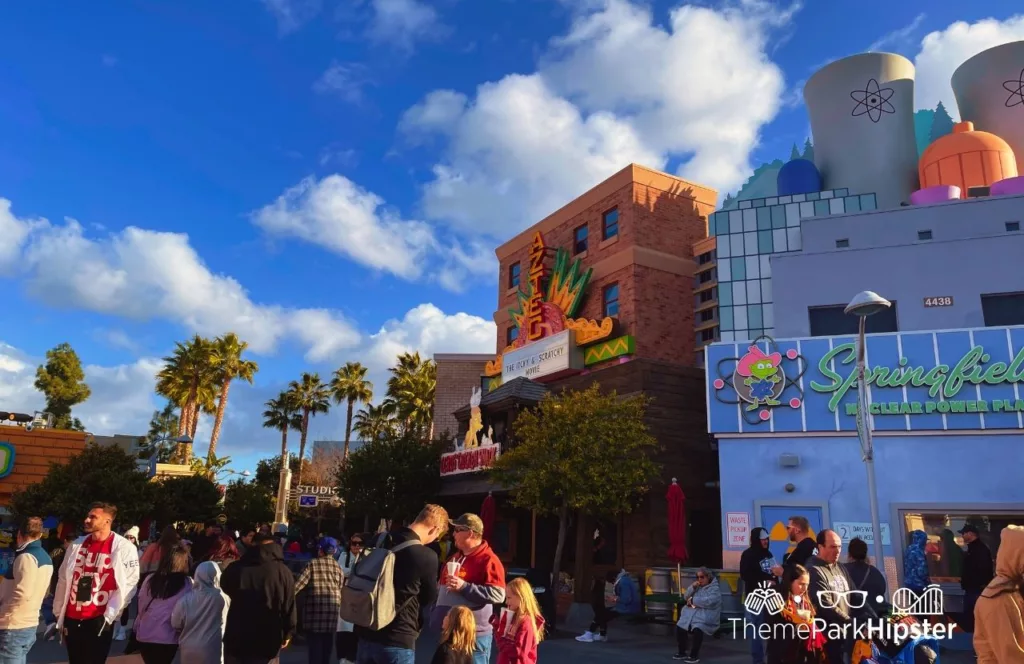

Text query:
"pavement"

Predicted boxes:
[[26, 621, 980, 663]]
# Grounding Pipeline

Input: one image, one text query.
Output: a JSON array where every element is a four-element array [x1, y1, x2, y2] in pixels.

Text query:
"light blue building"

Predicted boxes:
[[706, 326, 1024, 614]]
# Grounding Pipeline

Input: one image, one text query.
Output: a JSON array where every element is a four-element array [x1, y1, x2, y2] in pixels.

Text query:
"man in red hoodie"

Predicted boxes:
[[431, 514, 506, 664]]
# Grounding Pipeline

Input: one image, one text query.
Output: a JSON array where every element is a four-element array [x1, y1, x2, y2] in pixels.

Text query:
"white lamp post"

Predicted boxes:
[[845, 291, 891, 569]]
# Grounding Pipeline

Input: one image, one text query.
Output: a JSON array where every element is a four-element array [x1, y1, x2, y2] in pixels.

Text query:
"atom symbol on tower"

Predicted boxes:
[[850, 78, 895, 123], [1004, 68, 1024, 109]]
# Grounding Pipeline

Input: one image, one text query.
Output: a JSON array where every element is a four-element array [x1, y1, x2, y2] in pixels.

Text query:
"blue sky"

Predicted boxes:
[[1, 0, 1022, 474]]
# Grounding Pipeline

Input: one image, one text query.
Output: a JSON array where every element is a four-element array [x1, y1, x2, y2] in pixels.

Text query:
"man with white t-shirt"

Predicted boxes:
[[52, 502, 140, 663]]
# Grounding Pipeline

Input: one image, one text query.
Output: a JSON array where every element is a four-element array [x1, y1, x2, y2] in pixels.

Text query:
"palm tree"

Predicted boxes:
[[330, 362, 373, 461], [155, 335, 218, 460], [191, 452, 232, 481], [287, 372, 331, 487], [262, 393, 302, 460], [207, 333, 259, 462], [385, 352, 437, 439], [352, 403, 396, 441]]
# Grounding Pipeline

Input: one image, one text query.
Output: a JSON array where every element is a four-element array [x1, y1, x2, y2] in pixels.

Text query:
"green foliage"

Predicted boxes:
[[224, 479, 275, 529], [384, 352, 436, 439], [34, 343, 91, 430], [790, 144, 801, 160], [11, 444, 154, 526], [253, 454, 302, 496], [802, 138, 814, 162], [338, 429, 445, 523], [152, 475, 222, 527], [190, 452, 232, 481], [142, 402, 180, 461], [490, 383, 660, 517]]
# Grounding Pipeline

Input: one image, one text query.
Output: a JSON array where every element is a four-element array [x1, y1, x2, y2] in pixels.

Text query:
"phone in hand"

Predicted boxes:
[[75, 576, 93, 603]]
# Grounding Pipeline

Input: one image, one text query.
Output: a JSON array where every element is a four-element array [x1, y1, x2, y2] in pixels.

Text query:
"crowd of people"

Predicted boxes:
[[0, 501, 548, 664]]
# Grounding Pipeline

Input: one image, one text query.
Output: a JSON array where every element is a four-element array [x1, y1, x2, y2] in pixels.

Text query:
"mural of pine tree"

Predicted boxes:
[[802, 138, 814, 162], [929, 102, 955, 145], [790, 144, 801, 160]]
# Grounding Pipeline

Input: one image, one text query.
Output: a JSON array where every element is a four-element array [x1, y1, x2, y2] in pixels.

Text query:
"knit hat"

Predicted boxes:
[[319, 537, 340, 556], [124, 526, 140, 540]]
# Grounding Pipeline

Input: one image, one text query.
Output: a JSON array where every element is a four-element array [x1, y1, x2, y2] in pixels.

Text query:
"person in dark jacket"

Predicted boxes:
[[784, 517, 818, 571], [959, 523, 994, 634], [740, 527, 782, 664], [220, 534, 297, 664], [355, 504, 449, 664], [807, 529, 854, 664], [844, 537, 887, 619]]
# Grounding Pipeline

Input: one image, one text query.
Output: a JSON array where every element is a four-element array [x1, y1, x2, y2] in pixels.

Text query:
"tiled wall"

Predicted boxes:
[[707, 189, 878, 342]]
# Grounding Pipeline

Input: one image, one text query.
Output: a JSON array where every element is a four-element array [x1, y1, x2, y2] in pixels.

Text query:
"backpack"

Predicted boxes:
[[339, 539, 420, 630]]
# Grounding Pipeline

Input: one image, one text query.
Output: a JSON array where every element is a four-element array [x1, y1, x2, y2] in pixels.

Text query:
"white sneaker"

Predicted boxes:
[[576, 631, 596, 643], [114, 625, 127, 641], [594, 634, 607, 642]]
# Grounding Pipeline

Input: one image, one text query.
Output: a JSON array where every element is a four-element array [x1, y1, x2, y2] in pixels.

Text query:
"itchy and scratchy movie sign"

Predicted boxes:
[[708, 326, 1024, 434]]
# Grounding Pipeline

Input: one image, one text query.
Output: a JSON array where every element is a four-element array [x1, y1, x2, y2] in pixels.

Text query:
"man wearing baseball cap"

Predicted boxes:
[[431, 514, 506, 664], [959, 523, 994, 633]]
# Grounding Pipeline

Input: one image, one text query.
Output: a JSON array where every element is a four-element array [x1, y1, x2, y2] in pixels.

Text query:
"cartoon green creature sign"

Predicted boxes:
[[733, 346, 785, 412]]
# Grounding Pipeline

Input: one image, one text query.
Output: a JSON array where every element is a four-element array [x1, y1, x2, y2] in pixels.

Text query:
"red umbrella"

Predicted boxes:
[[667, 478, 688, 563], [481, 492, 496, 541]]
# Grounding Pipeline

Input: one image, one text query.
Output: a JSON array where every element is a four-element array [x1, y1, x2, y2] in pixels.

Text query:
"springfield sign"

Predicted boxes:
[[707, 326, 1024, 434]]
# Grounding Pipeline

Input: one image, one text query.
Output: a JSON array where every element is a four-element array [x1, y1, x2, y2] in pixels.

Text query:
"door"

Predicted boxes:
[[758, 505, 826, 563]]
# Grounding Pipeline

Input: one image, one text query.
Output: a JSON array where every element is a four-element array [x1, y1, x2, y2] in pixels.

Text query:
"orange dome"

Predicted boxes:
[[919, 121, 1017, 198]]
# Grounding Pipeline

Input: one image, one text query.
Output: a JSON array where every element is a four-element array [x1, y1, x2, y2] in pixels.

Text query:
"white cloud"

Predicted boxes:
[[913, 15, 1024, 115], [402, 0, 793, 235], [262, 0, 321, 35], [868, 13, 927, 54], [367, 0, 448, 51], [312, 62, 372, 104], [0, 199, 42, 276], [2, 199, 360, 361], [364, 303, 496, 373]]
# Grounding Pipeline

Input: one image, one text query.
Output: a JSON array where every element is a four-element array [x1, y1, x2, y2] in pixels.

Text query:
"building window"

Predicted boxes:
[[506, 326, 519, 346], [982, 292, 1024, 326], [699, 309, 716, 323], [699, 289, 715, 303], [603, 283, 620, 317], [698, 250, 715, 265], [602, 207, 619, 240], [1007, 221, 1020, 232], [699, 327, 718, 343], [698, 268, 715, 284], [808, 303, 898, 337], [572, 225, 589, 254], [508, 262, 520, 289], [898, 509, 1023, 587], [835, 238, 849, 249], [918, 230, 933, 241]]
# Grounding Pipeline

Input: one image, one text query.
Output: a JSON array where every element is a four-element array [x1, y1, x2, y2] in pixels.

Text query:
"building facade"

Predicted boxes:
[[706, 327, 1024, 615], [435, 164, 723, 592], [432, 354, 493, 440], [772, 194, 1024, 337], [0, 425, 87, 512]]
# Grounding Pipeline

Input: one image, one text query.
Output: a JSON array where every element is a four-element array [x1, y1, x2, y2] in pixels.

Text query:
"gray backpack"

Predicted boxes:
[[339, 539, 420, 630]]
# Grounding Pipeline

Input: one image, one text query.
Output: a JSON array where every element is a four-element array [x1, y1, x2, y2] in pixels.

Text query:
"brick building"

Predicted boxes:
[[434, 164, 723, 596], [0, 425, 88, 511], [432, 354, 493, 440]]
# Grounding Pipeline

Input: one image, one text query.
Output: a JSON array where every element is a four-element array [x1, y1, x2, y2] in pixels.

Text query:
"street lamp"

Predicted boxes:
[[845, 291, 891, 570]]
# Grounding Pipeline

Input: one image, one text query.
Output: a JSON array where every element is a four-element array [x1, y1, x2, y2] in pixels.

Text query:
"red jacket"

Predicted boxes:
[[491, 609, 544, 664]]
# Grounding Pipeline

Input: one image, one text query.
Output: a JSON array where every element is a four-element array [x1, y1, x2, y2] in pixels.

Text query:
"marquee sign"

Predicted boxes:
[[484, 231, 623, 385], [707, 326, 1024, 434]]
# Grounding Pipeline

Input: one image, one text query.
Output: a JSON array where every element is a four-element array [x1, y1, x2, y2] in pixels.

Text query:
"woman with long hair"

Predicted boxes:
[[171, 561, 230, 664], [140, 526, 181, 577], [134, 543, 194, 664], [209, 534, 240, 571], [766, 564, 827, 664], [492, 577, 544, 664], [975, 525, 1024, 663], [432, 605, 476, 664]]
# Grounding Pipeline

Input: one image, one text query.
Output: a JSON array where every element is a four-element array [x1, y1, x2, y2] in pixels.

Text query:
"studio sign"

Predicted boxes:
[[295, 485, 339, 496]]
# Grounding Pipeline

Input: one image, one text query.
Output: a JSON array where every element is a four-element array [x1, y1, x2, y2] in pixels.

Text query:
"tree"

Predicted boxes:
[[489, 384, 660, 582], [262, 393, 302, 463], [287, 372, 331, 487], [155, 335, 218, 443], [929, 102, 955, 145], [34, 343, 91, 430], [208, 333, 259, 462], [802, 138, 814, 162], [330, 362, 373, 460], [190, 451, 232, 482], [224, 479, 275, 529], [253, 454, 303, 497], [352, 403, 396, 441], [152, 475, 222, 527], [385, 352, 436, 438], [338, 430, 445, 524], [142, 401, 180, 461], [789, 143, 801, 161], [11, 444, 155, 526]]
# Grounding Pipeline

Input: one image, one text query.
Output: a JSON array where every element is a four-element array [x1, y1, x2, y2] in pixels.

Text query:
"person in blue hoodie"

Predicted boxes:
[[902, 531, 931, 593], [576, 569, 640, 643]]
